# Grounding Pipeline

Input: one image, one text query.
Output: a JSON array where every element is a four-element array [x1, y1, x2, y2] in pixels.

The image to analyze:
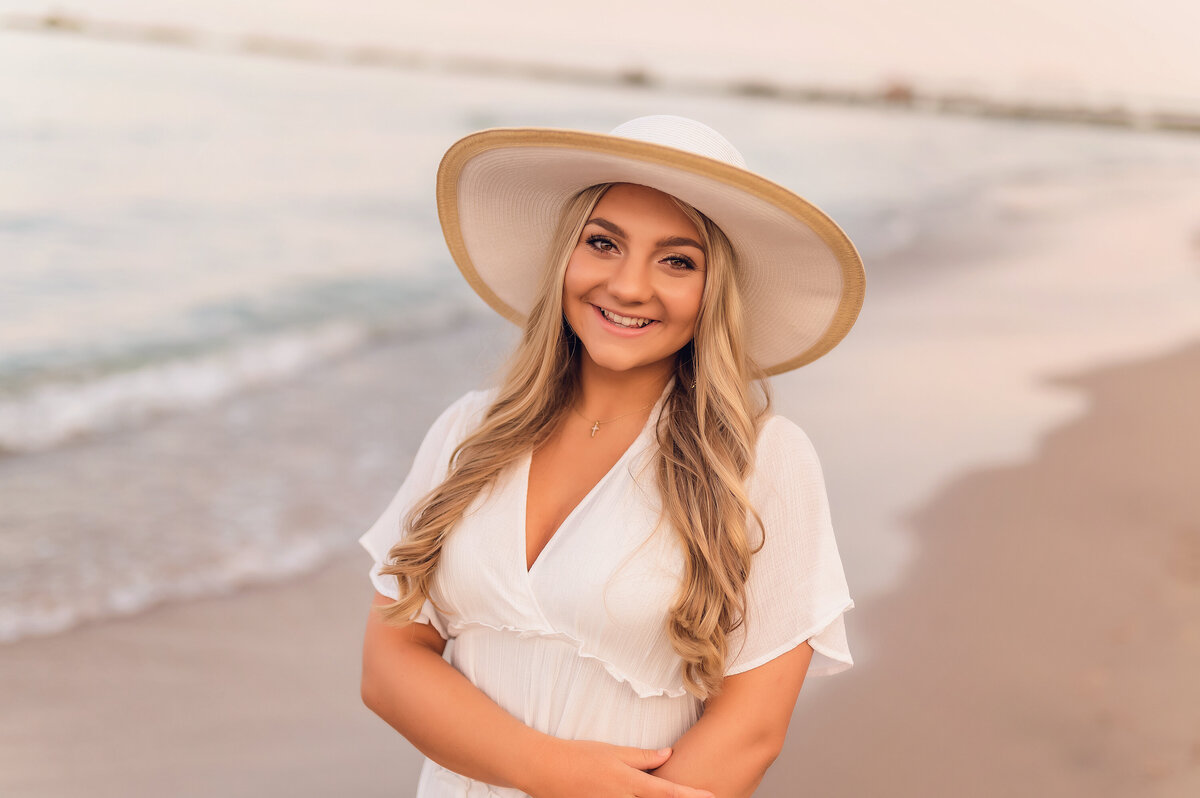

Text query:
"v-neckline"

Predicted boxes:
[[520, 385, 669, 576]]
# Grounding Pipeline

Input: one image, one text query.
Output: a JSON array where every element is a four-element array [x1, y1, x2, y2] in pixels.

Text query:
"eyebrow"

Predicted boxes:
[[586, 217, 705, 252]]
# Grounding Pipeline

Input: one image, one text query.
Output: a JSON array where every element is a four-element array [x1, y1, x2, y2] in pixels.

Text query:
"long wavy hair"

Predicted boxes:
[[377, 183, 769, 698]]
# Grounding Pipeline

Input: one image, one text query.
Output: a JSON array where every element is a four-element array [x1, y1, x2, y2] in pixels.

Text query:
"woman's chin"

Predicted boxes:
[[581, 346, 679, 377]]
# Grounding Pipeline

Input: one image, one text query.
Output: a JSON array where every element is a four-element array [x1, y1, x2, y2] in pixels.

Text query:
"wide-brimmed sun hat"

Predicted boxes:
[[436, 115, 865, 375]]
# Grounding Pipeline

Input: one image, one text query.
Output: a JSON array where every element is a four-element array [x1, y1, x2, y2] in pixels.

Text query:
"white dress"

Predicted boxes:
[[358, 387, 854, 797]]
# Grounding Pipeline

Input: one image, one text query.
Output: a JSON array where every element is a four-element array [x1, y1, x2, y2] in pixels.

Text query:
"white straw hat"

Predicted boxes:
[[436, 115, 865, 375]]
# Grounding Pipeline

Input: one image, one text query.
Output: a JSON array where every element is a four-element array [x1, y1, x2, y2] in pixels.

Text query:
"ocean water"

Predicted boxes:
[[3, 28, 1200, 643]]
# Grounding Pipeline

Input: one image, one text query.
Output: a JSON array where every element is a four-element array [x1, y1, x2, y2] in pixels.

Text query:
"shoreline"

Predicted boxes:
[[763, 341, 1200, 797], [3, 340, 1197, 796], [0, 312, 517, 646]]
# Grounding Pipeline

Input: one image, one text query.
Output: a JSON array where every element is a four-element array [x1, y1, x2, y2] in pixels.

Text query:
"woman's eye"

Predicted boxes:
[[664, 254, 697, 271], [585, 235, 618, 253]]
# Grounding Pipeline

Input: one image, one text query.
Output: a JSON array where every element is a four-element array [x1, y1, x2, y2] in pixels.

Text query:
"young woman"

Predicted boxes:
[[358, 116, 865, 797]]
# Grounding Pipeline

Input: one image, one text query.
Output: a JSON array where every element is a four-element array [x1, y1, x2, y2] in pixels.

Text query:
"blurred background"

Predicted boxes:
[[2, 2, 1198, 796]]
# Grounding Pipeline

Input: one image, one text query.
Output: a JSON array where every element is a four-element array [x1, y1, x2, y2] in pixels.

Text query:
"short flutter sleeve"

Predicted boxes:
[[356, 390, 492, 639], [725, 415, 854, 677]]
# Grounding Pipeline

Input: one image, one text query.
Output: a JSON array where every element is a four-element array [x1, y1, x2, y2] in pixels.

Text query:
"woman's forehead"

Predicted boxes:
[[588, 184, 702, 239]]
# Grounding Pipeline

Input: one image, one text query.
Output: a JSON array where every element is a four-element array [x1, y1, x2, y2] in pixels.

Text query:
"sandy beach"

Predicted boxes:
[[4, 335, 1197, 797]]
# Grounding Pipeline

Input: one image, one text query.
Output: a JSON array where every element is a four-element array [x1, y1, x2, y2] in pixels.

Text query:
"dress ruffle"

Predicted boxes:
[[445, 619, 690, 699], [725, 597, 855, 677]]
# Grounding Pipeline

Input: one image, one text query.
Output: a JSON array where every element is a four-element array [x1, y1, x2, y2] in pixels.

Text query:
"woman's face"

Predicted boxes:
[[562, 183, 707, 377]]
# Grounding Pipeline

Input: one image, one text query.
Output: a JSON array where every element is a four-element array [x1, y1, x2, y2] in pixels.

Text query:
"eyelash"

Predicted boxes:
[[584, 235, 697, 271], [585, 235, 618, 254]]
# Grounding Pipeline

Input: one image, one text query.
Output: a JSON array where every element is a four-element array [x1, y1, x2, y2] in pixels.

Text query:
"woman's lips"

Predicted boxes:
[[592, 304, 658, 336]]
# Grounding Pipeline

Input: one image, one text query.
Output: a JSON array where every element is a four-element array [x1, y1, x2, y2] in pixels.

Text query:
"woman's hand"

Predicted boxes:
[[522, 740, 714, 798]]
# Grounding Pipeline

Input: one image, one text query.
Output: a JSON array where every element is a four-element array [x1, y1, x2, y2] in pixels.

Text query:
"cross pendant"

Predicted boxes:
[[590, 421, 600, 438]]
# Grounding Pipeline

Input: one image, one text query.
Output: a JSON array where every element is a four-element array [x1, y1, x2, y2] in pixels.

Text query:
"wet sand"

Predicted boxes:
[[3, 340, 1198, 796], [764, 342, 1200, 797], [0, 548, 407, 798]]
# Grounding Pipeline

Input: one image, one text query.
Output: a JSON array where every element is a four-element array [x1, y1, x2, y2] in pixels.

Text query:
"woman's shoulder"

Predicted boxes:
[[746, 412, 830, 511], [753, 413, 823, 474]]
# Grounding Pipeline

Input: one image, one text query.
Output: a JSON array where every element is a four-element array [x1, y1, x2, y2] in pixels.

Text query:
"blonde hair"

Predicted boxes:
[[377, 183, 769, 698]]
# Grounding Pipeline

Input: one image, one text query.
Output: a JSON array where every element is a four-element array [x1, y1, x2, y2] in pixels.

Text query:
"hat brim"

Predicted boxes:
[[437, 127, 865, 376]]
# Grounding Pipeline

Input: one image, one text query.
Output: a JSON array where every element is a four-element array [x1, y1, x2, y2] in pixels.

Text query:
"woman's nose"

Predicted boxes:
[[605, 253, 653, 304]]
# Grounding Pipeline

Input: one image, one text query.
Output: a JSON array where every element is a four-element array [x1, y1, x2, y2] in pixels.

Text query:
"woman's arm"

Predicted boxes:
[[648, 642, 815, 797], [361, 592, 715, 798]]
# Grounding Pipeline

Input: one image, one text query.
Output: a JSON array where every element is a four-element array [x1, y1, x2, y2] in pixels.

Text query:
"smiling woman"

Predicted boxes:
[[357, 116, 865, 797], [563, 184, 708, 376]]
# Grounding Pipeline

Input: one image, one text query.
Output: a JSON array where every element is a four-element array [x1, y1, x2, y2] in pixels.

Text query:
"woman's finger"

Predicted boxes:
[[615, 745, 673, 772]]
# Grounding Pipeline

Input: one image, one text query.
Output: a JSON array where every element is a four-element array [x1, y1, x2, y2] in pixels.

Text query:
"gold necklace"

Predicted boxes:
[[571, 399, 657, 438]]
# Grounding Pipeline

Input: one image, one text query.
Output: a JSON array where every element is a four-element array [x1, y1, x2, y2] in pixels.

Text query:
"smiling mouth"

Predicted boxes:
[[597, 306, 657, 329]]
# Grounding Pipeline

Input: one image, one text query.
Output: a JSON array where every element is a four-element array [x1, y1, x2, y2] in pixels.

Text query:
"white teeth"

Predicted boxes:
[[600, 308, 653, 328]]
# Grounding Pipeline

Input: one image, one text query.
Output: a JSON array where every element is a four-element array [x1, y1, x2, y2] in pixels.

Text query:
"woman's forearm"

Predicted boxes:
[[651, 642, 814, 797], [648, 709, 782, 797], [361, 602, 550, 791]]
